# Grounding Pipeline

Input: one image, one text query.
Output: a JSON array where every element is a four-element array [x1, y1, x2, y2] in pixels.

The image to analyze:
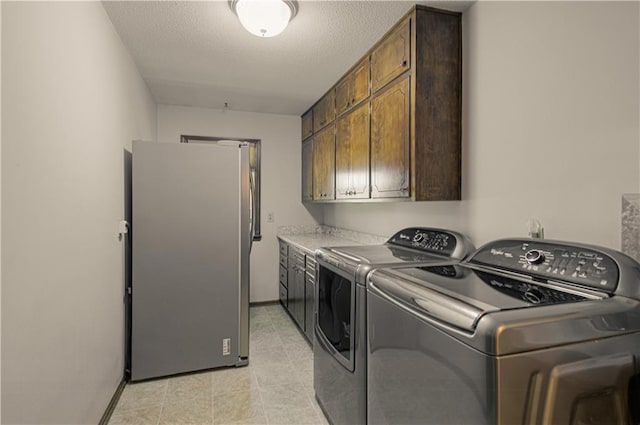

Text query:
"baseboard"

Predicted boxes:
[[250, 300, 280, 307], [99, 376, 127, 425]]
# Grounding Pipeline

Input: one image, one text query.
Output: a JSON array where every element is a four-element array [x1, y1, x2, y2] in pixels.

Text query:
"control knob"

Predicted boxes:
[[524, 249, 546, 265], [413, 232, 424, 243]]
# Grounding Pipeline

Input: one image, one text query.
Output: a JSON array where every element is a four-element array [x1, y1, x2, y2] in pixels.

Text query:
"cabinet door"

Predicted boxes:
[[304, 276, 314, 343], [287, 251, 296, 317], [336, 103, 370, 199], [301, 110, 313, 140], [371, 76, 410, 198], [313, 91, 336, 132], [302, 138, 313, 202], [335, 59, 370, 117], [294, 265, 305, 327], [371, 19, 410, 93], [351, 58, 370, 108], [335, 75, 352, 117], [313, 125, 335, 200]]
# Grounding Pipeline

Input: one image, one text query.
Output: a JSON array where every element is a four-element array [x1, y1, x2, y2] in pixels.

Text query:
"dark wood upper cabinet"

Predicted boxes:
[[336, 102, 370, 199], [312, 125, 335, 201], [371, 76, 410, 198], [301, 138, 313, 202], [335, 77, 350, 117], [412, 8, 462, 201], [313, 91, 335, 132], [335, 58, 370, 116], [301, 110, 313, 140], [371, 18, 410, 93], [301, 6, 461, 202]]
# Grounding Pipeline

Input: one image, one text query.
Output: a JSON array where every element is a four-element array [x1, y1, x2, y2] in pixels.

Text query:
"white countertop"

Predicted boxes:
[[276, 225, 387, 256], [277, 234, 364, 255]]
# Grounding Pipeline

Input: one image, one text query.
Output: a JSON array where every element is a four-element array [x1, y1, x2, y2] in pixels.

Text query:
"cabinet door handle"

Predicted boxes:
[[401, 59, 407, 67]]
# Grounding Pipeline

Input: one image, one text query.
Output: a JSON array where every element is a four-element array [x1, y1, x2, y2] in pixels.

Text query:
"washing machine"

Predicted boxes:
[[314, 227, 474, 425], [367, 238, 640, 424]]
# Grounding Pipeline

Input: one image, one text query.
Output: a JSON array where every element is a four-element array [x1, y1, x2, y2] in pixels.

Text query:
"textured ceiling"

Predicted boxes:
[[103, 0, 474, 115]]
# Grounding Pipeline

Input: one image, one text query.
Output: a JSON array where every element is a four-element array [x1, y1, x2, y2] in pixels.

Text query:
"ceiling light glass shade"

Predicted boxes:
[[230, 0, 297, 38]]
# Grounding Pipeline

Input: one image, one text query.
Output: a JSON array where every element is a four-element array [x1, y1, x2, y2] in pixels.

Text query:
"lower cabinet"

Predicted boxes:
[[292, 250, 305, 328], [304, 272, 315, 343], [277, 239, 316, 344], [279, 241, 288, 307]]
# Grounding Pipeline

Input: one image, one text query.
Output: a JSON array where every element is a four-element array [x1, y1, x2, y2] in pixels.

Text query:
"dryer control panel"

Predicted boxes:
[[388, 228, 460, 257], [469, 239, 620, 293]]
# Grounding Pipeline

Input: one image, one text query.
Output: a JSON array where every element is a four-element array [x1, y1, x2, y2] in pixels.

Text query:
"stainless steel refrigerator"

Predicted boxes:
[[130, 140, 257, 381]]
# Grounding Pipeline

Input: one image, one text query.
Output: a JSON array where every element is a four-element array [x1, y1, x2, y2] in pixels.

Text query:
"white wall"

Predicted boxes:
[[0, 1, 3, 420], [324, 1, 640, 250], [2, 2, 156, 424], [157, 105, 322, 302]]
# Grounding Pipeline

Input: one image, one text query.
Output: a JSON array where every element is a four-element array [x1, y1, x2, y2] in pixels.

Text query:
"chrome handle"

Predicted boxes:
[[368, 273, 481, 332]]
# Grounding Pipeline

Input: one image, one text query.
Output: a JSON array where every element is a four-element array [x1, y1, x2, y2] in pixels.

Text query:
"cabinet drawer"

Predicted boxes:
[[371, 18, 411, 93], [279, 264, 288, 288], [279, 241, 288, 256], [279, 283, 288, 307], [305, 255, 316, 275], [279, 252, 287, 267]]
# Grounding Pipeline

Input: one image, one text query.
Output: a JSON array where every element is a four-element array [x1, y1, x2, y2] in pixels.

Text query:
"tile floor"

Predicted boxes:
[[108, 304, 329, 425]]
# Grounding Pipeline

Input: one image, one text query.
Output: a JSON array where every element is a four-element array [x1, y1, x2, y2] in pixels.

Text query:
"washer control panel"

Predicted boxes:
[[388, 228, 457, 256], [469, 239, 620, 293]]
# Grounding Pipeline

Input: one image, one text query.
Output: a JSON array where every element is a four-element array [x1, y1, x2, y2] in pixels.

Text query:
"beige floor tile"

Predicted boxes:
[[258, 382, 309, 406], [249, 317, 276, 333], [212, 367, 259, 397], [263, 403, 323, 425], [116, 379, 168, 412], [269, 312, 293, 326], [111, 305, 331, 425], [249, 332, 284, 354], [158, 396, 213, 425], [263, 304, 286, 316], [212, 386, 264, 424], [108, 406, 162, 425], [283, 340, 312, 357], [249, 346, 290, 367], [249, 306, 269, 319], [166, 371, 212, 402], [253, 362, 302, 388]]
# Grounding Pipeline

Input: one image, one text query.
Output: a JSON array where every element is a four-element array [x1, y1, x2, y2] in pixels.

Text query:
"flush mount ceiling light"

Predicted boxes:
[[229, 0, 298, 38]]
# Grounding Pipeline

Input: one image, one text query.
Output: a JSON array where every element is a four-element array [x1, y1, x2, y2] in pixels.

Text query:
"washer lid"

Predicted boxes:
[[368, 264, 600, 331], [327, 244, 448, 265], [368, 264, 640, 355]]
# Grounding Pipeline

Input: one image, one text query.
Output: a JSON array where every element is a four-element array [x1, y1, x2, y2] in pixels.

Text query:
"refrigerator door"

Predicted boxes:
[[131, 141, 249, 381]]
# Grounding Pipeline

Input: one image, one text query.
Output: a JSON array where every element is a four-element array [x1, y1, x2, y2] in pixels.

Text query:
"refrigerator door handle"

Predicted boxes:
[[249, 175, 254, 253]]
